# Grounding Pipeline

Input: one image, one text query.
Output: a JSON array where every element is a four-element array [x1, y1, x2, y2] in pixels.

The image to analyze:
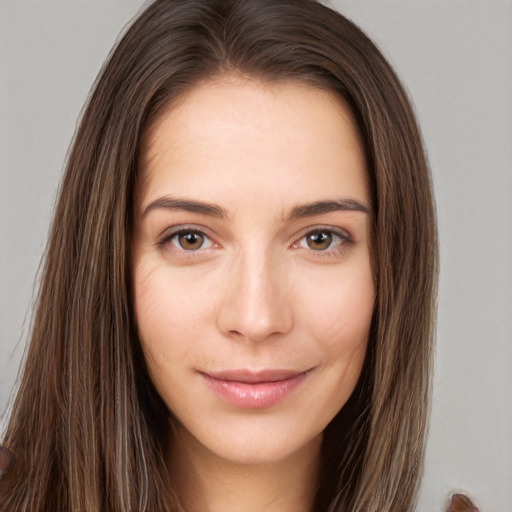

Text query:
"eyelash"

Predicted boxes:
[[156, 225, 352, 259], [157, 226, 214, 253], [292, 227, 352, 257]]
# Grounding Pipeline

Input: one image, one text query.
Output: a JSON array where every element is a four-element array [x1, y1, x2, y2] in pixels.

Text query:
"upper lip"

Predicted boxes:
[[202, 369, 308, 383]]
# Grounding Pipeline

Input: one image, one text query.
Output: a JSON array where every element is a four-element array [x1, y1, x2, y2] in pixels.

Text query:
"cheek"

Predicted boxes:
[[133, 262, 197, 374], [135, 256, 212, 326], [300, 261, 375, 358]]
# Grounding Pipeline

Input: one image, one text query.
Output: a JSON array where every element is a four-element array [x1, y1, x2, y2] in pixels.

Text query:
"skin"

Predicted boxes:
[[132, 76, 375, 512]]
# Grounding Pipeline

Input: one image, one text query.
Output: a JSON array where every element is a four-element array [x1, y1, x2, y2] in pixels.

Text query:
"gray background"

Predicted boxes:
[[1, 1, 511, 510]]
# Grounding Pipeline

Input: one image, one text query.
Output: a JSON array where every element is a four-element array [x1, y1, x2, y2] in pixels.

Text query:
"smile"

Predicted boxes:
[[200, 369, 310, 409]]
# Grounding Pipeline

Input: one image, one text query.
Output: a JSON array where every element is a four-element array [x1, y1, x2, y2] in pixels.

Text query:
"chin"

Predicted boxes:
[[172, 408, 327, 467]]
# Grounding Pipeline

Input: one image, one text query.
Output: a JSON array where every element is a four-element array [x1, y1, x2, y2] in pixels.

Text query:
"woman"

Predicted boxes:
[[0, 0, 442, 510]]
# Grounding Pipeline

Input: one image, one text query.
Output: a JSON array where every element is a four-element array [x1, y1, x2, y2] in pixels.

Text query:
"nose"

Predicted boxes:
[[217, 248, 294, 343]]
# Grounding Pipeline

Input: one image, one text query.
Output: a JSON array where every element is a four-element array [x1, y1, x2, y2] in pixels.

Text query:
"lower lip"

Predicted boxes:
[[202, 373, 307, 409]]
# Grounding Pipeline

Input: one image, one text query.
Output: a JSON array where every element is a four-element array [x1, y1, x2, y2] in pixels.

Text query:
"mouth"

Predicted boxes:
[[205, 368, 308, 383], [200, 368, 311, 409]]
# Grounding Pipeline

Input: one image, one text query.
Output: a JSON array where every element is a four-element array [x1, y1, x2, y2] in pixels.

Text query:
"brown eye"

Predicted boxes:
[[306, 231, 333, 251], [175, 231, 206, 250]]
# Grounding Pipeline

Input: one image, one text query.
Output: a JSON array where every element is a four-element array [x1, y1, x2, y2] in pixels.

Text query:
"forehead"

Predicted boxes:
[[137, 77, 368, 214]]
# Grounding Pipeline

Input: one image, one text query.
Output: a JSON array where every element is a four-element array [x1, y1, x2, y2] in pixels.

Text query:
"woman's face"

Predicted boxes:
[[132, 77, 374, 465]]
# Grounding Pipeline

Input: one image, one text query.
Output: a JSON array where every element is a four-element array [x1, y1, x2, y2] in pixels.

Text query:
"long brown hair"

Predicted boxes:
[[1, 1, 438, 510]]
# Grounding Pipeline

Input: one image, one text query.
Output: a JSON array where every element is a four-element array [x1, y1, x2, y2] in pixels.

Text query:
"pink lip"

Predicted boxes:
[[201, 369, 309, 409]]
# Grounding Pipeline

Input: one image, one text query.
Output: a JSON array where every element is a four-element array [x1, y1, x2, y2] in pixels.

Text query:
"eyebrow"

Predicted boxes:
[[286, 198, 370, 220], [141, 196, 370, 220], [142, 196, 228, 218]]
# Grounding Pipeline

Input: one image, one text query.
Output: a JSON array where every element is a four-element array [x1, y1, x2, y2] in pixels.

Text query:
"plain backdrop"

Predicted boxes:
[[1, 1, 511, 510]]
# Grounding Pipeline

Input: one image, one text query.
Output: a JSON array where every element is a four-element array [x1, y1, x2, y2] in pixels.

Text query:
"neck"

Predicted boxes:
[[168, 427, 321, 512]]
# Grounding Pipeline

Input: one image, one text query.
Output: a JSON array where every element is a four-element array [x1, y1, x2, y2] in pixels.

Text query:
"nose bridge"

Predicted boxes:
[[218, 242, 293, 342]]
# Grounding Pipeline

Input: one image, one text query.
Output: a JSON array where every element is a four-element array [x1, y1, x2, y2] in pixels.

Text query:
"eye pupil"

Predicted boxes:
[[178, 232, 204, 250], [307, 231, 332, 250]]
